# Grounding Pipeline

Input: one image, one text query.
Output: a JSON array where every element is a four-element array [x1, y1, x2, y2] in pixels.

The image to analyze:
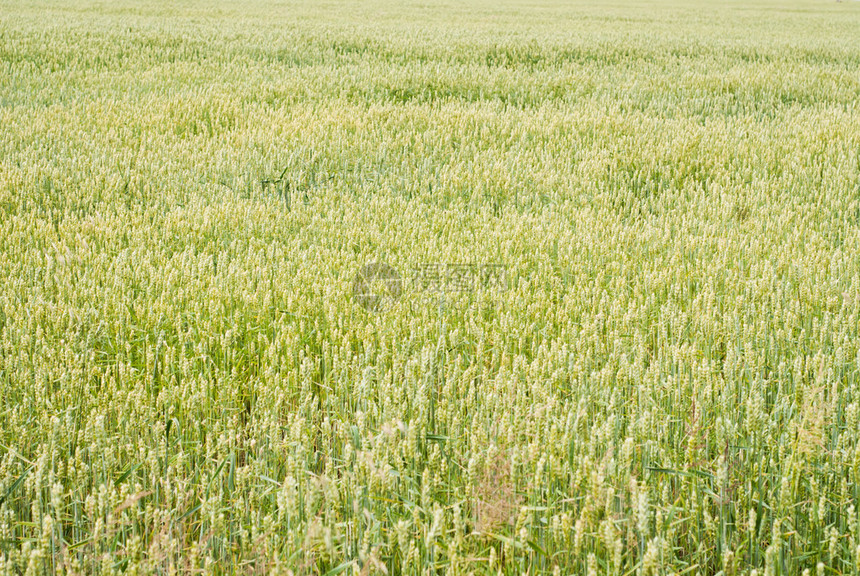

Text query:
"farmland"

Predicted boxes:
[[1, 0, 860, 573]]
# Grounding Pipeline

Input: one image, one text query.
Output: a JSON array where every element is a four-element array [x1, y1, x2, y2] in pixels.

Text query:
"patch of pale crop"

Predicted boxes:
[[1, 0, 860, 574]]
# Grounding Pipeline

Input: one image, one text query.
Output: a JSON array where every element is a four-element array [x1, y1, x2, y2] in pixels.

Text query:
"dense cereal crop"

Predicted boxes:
[[1, 0, 860, 574]]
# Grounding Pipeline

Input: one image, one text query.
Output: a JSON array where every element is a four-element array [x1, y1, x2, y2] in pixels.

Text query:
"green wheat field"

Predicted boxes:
[[2, 0, 860, 574]]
